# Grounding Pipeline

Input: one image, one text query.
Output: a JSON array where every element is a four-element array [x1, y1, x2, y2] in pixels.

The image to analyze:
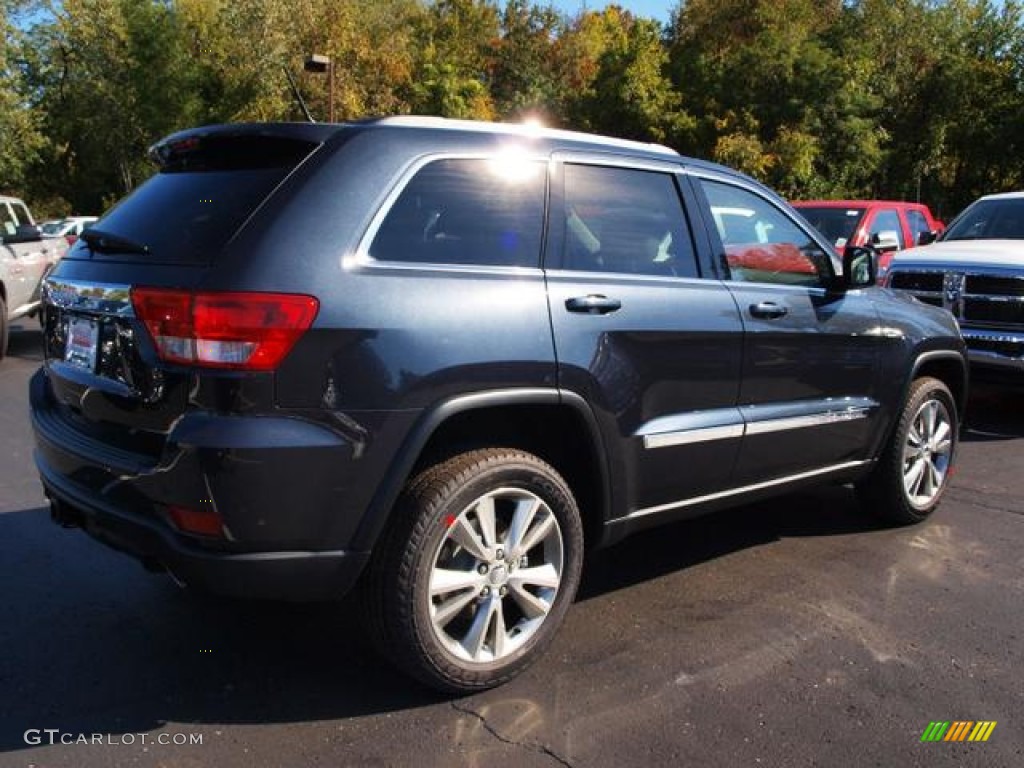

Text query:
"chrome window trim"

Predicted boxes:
[[551, 150, 686, 175], [628, 460, 870, 519]]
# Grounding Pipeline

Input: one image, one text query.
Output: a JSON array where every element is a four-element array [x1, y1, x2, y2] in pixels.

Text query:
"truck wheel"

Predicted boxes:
[[362, 448, 584, 693], [0, 295, 8, 360], [857, 377, 957, 524]]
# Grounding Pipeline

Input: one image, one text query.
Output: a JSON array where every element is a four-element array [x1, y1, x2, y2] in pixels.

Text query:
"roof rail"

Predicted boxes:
[[366, 115, 678, 157]]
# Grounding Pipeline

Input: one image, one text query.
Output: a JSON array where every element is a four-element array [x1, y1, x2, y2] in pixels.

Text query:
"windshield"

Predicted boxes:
[[794, 206, 865, 247], [943, 198, 1024, 240]]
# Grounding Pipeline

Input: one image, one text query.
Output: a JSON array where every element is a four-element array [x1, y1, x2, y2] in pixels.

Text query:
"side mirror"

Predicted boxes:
[[870, 230, 901, 252], [841, 245, 877, 289], [916, 230, 938, 246], [2, 224, 43, 244]]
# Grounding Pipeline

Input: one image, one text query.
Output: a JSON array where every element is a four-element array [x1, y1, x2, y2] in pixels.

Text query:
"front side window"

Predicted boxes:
[[560, 164, 697, 277], [701, 180, 831, 287], [369, 157, 547, 268]]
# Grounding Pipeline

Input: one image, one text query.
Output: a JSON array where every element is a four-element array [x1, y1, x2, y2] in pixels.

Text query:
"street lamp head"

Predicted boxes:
[[304, 54, 331, 74]]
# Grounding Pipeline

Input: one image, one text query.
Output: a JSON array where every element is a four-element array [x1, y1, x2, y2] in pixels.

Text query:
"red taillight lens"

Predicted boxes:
[[131, 288, 318, 370], [167, 505, 224, 537], [66, 234, 78, 246]]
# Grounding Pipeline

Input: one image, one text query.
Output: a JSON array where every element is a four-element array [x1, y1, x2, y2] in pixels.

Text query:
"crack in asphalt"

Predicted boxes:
[[947, 489, 1024, 517], [450, 700, 574, 768]]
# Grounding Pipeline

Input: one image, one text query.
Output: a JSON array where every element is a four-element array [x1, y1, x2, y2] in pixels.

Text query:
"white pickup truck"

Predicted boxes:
[[1, 195, 68, 360]]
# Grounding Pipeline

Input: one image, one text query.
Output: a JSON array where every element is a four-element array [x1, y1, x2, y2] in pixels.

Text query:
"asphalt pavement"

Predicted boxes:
[[1, 324, 1021, 767]]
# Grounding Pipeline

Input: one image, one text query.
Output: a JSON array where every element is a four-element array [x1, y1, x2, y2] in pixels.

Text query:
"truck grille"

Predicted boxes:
[[888, 269, 1024, 328]]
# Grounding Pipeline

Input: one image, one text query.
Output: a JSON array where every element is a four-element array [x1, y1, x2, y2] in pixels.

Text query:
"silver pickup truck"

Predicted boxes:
[[1, 195, 68, 359]]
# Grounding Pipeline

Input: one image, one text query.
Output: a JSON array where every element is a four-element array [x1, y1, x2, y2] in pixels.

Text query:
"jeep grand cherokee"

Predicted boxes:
[[31, 117, 967, 692]]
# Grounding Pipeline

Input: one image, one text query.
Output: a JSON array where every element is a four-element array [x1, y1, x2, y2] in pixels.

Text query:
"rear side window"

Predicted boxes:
[[869, 209, 905, 248], [74, 135, 320, 264], [906, 209, 932, 239], [370, 158, 547, 268], [560, 164, 697, 277]]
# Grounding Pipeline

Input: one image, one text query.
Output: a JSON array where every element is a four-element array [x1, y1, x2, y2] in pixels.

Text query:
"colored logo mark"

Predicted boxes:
[[921, 721, 997, 742]]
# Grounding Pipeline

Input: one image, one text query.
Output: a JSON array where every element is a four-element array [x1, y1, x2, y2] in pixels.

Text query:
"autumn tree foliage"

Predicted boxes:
[[3, 0, 1023, 219]]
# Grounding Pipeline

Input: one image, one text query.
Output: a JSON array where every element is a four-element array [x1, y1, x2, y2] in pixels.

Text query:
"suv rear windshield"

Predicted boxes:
[[943, 198, 1024, 240], [796, 206, 865, 246], [71, 135, 320, 264]]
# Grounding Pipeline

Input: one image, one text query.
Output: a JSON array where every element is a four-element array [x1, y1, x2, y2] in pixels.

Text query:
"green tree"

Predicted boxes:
[[562, 6, 691, 143], [0, 1, 46, 196]]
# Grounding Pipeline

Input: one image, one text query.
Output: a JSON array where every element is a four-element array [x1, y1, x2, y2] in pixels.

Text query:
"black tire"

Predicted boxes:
[[857, 377, 958, 524], [0, 295, 8, 361], [361, 448, 584, 693]]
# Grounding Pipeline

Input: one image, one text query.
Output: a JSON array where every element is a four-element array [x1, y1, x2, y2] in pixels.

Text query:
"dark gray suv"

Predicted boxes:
[[31, 117, 967, 692]]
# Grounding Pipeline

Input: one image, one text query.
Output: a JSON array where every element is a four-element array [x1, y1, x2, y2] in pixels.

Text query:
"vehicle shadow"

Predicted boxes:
[[0, 483, 884, 753], [5, 324, 44, 362], [962, 382, 1024, 441]]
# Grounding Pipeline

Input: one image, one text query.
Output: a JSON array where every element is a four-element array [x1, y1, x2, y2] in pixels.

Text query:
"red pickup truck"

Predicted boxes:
[[792, 200, 944, 273]]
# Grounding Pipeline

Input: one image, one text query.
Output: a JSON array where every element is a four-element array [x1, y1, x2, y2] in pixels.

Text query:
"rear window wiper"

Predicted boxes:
[[80, 228, 150, 255]]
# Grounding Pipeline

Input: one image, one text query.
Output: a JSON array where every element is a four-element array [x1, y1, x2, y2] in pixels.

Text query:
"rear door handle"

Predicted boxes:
[[749, 301, 788, 319], [566, 294, 622, 314]]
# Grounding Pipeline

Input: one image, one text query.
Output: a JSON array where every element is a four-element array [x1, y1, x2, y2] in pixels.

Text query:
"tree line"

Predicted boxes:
[[2, 0, 1022, 220]]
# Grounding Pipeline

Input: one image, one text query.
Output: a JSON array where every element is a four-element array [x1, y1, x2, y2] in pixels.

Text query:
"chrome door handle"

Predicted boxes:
[[749, 301, 788, 319], [566, 295, 622, 314]]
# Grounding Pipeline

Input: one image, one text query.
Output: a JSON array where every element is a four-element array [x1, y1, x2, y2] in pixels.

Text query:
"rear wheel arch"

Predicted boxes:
[[353, 390, 612, 553]]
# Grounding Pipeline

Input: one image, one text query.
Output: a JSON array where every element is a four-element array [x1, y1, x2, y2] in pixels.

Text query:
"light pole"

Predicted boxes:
[[304, 53, 334, 123]]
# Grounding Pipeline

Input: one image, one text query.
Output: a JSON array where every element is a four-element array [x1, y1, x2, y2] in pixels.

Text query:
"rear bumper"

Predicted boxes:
[[30, 367, 372, 600], [38, 455, 368, 600]]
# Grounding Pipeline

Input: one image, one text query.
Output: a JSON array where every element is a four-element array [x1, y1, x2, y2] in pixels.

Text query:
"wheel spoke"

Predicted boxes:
[[491, 598, 508, 659], [433, 588, 481, 627], [474, 495, 498, 549], [512, 563, 560, 590], [462, 597, 499, 660], [517, 512, 557, 558], [921, 402, 937, 439], [449, 515, 492, 561], [510, 581, 552, 619], [907, 424, 924, 449], [505, 497, 541, 556], [904, 457, 926, 497], [430, 567, 484, 597], [926, 459, 943, 495]]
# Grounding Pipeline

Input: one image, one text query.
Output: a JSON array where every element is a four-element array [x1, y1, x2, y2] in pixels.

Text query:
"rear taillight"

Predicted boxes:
[[131, 288, 318, 370], [65, 234, 78, 246], [167, 504, 224, 537]]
